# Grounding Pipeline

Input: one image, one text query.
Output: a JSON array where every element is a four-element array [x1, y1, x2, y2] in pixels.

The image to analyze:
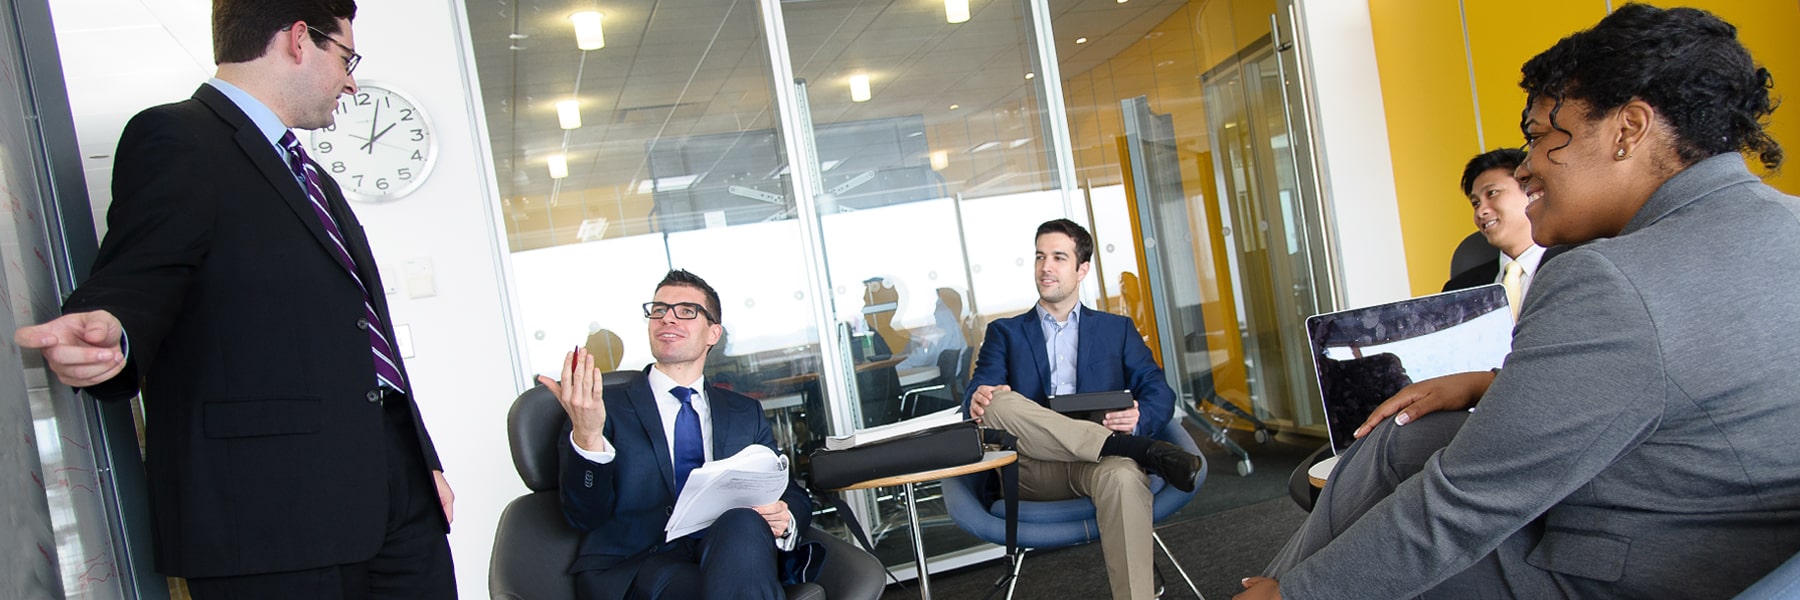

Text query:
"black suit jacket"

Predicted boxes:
[[560, 369, 816, 597], [62, 84, 444, 578]]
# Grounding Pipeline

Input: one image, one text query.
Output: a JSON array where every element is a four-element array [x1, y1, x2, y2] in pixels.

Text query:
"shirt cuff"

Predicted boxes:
[[774, 510, 798, 551], [569, 432, 616, 464]]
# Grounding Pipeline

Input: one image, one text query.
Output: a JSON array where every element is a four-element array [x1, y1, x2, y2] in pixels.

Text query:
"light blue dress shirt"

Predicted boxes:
[[1037, 305, 1080, 396]]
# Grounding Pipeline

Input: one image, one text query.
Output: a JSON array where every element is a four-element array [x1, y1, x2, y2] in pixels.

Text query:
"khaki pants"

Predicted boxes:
[[982, 390, 1156, 600]]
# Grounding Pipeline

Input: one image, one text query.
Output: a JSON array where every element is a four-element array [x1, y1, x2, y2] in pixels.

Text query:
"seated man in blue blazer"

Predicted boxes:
[[541, 269, 819, 600], [965, 219, 1204, 600]]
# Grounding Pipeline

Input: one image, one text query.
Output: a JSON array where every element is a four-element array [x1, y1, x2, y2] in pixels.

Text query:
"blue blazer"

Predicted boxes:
[[965, 306, 1175, 437], [560, 368, 817, 594]]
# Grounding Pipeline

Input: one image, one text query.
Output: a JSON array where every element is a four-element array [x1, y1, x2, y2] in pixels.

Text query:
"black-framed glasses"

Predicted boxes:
[[306, 25, 362, 74], [644, 302, 715, 323]]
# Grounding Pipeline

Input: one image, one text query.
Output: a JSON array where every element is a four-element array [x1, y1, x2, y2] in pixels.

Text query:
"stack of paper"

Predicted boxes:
[[665, 445, 791, 541], [823, 406, 963, 451]]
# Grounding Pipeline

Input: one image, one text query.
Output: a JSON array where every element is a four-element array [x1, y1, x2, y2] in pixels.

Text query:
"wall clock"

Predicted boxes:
[[308, 82, 438, 201]]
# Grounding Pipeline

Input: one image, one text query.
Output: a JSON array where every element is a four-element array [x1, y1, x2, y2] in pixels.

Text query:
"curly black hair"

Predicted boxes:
[[1518, 3, 1781, 172], [1460, 148, 1527, 197]]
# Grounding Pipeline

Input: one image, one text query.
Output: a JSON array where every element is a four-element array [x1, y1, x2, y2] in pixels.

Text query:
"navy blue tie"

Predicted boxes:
[[671, 386, 704, 493]]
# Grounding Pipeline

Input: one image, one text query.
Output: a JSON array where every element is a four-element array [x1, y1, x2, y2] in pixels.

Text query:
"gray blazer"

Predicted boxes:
[[1283, 154, 1800, 599]]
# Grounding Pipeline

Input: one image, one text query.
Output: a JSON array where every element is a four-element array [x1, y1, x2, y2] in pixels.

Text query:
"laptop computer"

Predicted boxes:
[[1305, 284, 1513, 454]]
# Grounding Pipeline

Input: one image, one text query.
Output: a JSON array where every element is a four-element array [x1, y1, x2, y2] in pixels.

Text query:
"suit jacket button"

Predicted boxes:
[[356, 318, 370, 330], [366, 390, 381, 403]]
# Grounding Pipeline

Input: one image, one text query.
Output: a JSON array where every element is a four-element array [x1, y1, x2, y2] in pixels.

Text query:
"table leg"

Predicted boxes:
[[903, 481, 932, 599]]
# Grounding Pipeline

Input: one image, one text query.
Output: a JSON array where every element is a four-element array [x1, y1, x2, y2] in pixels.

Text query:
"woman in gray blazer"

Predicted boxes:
[[1243, 5, 1798, 599]]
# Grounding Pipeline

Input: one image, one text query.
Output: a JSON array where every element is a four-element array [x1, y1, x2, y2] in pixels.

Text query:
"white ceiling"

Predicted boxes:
[[45, 0, 1188, 238]]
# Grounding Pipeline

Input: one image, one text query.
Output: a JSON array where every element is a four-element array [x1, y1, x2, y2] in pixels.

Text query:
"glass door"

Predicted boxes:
[[1199, 10, 1332, 433]]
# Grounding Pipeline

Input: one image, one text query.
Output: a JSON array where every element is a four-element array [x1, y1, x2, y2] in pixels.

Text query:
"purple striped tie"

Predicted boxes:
[[279, 132, 408, 393]]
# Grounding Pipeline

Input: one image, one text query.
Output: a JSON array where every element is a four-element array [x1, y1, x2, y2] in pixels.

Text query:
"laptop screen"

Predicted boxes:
[[1305, 284, 1513, 454]]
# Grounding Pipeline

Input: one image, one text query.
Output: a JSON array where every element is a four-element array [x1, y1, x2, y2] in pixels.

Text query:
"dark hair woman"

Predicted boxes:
[[1240, 6, 1800, 600]]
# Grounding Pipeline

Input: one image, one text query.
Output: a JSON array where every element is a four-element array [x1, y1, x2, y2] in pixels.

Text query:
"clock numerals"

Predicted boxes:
[[314, 85, 433, 201]]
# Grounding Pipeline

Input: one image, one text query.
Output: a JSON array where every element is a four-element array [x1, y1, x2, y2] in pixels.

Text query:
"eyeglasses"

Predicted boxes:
[[643, 302, 716, 323], [305, 25, 362, 74]]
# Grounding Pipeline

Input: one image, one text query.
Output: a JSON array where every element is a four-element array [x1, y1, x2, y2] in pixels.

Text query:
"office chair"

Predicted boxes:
[[941, 416, 1208, 599], [1448, 231, 1500, 279], [899, 346, 973, 419], [490, 373, 887, 600]]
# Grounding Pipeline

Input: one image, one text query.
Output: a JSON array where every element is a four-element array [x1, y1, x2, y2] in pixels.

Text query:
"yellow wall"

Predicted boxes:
[[1370, 0, 1800, 296]]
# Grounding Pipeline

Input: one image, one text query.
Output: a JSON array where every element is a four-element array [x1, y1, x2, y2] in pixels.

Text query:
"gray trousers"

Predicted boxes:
[[982, 391, 1157, 600], [1265, 411, 1537, 599]]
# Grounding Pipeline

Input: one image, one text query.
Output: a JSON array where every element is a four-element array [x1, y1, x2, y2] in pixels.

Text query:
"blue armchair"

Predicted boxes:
[[942, 416, 1208, 599]]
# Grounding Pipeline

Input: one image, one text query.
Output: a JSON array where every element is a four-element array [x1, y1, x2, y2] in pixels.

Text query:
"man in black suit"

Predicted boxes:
[[541, 270, 819, 600], [1443, 148, 1545, 300], [13, 2, 455, 597]]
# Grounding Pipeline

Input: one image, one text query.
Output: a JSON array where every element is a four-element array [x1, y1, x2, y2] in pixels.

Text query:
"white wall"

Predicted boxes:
[[1296, 0, 1412, 308], [344, 3, 523, 598]]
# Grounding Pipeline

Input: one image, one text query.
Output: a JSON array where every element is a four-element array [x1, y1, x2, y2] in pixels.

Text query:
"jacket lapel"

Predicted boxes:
[[1020, 310, 1052, 394], [628, 370, 678, 495], [193, 85, 360, 290]]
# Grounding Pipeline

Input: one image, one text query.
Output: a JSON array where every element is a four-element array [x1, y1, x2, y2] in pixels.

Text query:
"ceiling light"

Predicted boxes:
[[945, 0, 969, 23], [849, 74, 871, 102], [1008, 138, 1032, 149], [571, 11, 604, 50], [1075, 37, 1088, 44], [949, 104, 959, 110], [556, 99, 581, 129], [547, 154, 569, 179], [930, 150, 949, 171], [969, 141, 1000, 153], [1024, 73, 1035, 80]]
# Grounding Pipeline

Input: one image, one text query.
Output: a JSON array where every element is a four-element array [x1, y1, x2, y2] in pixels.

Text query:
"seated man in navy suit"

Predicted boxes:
[[965, 218, 1204, 600], [541, 269, 818, 600]]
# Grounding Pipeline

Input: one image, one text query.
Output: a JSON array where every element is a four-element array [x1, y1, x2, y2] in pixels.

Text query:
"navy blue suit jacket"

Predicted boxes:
[[965, 306, 1175, 438], [560, 368, 815, 593]]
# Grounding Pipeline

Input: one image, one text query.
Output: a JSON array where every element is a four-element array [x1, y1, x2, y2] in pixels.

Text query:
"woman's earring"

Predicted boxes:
[[1616, 148, 1627, 159]]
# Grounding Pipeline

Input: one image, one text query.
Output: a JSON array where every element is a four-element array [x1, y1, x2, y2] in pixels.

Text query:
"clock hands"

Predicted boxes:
[[359, 123, 398, 153], [364, 103, 380, 154]]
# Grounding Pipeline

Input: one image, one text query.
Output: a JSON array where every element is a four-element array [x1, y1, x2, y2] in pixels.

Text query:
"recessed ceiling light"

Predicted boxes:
[[945, 0, 970, 23], [1024, 73, 1035, 80], [949, 104, 959, 110], [571, 12, 604, 50], [850, 74, 872, 102], [556, 100, 581, 129], [547, 154, 569, 179], [1075, 37, 1087, 44]]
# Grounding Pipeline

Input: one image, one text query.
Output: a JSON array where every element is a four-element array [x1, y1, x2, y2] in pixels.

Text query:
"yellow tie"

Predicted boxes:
[[1502, 260, 1524, 320]]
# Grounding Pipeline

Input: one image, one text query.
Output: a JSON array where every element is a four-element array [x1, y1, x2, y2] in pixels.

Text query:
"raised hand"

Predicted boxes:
[[538, 347, 608, 452]]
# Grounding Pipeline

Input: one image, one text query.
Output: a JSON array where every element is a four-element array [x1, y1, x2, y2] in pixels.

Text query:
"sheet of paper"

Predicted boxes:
[[824, 406, 962, 451], [665, 444, 790, 541]]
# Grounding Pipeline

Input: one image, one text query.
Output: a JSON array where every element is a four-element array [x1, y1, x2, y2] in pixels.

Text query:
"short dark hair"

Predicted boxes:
[[657, 269, 722, 324], [213, 0, 357, 65], [1519, 4, 1781, 171], [1460, 148, 1527, 197], [1036, 219, 1094, 265]]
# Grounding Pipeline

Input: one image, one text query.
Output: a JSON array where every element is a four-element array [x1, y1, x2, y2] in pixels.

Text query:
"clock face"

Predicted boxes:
[[308, 83, 437, 201]]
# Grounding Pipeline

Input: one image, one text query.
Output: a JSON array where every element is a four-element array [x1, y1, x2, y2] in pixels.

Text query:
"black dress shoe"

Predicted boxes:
[[1144, 440, 1203, 492]]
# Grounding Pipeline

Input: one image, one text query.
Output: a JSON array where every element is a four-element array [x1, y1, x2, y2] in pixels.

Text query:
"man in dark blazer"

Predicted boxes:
[[11, 1, 455, 597], [963, 219, 1202, 600], [541, 270, 818, 600]]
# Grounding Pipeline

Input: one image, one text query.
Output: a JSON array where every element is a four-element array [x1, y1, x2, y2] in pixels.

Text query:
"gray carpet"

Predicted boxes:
[[877, 497, 1308, 599], [869, 425, 1321, 599]]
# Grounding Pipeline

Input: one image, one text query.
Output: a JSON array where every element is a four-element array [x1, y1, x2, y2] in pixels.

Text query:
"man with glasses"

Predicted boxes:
[[13, 1, 456, 597], [540, 269, 820, 600]]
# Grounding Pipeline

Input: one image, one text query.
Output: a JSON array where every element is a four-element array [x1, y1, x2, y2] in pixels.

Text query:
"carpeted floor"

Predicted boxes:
[[876, 497, 1308, 599], [868, 425, 1321, 599]]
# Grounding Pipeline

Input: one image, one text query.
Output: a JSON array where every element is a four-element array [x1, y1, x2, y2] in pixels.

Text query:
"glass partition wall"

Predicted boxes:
[[466, 0, 1334, 574]]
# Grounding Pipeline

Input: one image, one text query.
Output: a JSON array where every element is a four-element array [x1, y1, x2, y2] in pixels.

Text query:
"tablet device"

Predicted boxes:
[[1047, 390, 1134, 423]]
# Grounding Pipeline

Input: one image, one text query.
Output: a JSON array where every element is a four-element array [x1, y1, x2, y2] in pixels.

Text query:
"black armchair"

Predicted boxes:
[[489, 373, 887, 600]]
